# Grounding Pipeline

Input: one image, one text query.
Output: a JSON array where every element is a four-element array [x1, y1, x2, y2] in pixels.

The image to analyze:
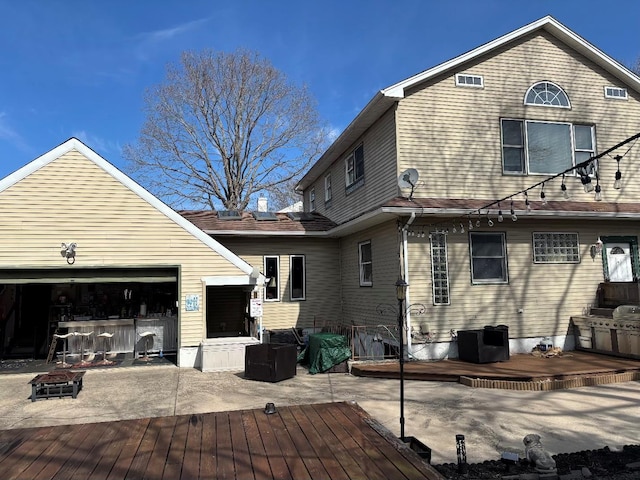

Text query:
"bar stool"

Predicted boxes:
[[54, 332, 74, 368], [138, 331, 155, 362], [95, 332, 115, 366], [73, 331, 94, 367]]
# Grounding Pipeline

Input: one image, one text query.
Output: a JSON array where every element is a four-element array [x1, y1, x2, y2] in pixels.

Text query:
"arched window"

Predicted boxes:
[[524, 82, 570, 108]]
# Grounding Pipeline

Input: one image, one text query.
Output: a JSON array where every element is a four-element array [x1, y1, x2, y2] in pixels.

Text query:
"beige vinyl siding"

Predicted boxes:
[[406, 217, 624, 341], [340, 221, 401, 327], [0, 150, 247, 347], [216, 237, 342, 330], [304, 108, 399, 224], [396, 31, 640, 203]]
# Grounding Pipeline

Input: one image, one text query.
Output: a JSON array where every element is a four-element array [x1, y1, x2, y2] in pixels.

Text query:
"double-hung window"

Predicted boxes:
[[501, 119, 595, 175], [324, 174, 332, 203], [470, 232, 508, 284], [264, 256, 280, 301], [290, 255, 306, 300], [309, 188, 316, 211], [358, 240, 372, 286], [346, 144, 364, 191]]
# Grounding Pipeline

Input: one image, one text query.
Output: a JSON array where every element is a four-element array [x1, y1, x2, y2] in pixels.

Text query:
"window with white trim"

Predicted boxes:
[[605, 86, 628, 100], [430, 233, 450, 305], [455, 73, 483, 88], [346, 144, 364, 191], [290, 255, 306, 300], [358, 240, 372, 286], [525, 82, 570, 107], [533, 232, 580, 263], [309, 188, 316, 211], [470, 232, 508, 284], [501, 119, 595, 175], [264, 256, 280, 301], [324, 174, 332, 203]]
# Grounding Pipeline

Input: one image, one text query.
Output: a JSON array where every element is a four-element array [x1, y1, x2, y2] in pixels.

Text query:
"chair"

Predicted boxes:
[[138, 331, 156, 362], [53, 332, 74, 368], [72, 331, 94, 367], [95, 332, 115, 366]]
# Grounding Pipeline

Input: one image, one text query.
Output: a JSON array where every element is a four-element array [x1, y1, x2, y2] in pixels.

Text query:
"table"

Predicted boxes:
[[29, 370, 85, 402]]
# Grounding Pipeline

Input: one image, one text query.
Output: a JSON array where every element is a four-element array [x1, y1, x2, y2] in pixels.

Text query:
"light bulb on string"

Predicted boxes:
[[614, 155, 622, 190], [460, 223, 465, 234], [510, 200, 517, 221], [594, 176, 602, 201], [485, 211, 494, 227], [497, 203, 504, 222], [468, 218, 474, 231], [452, 223, 457, 234], [476, 211, 481, 228], [561, 174, 569, 199], [580, 166, 594, 193], [525, 192, 531, 213], [540, 183, 547, 205]]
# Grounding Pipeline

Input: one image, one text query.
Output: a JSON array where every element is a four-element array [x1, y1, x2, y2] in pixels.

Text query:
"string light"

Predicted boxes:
[[525, 191, 531, 213], [561, 174, 569, 199], [497, 203, 504, 222], [468, 218, 474, 230], [510, 200, 517, 221], [594, 174, 602, 201], [614, 155, 622, 190], [476, 211, 481, 228], [580, 165, 594, 193], [459, 223, 465, 234], [540, 183, 547, 205]]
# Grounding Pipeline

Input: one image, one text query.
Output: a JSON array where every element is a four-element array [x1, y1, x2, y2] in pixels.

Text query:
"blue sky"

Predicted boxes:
[[0, 0, 638, 179]]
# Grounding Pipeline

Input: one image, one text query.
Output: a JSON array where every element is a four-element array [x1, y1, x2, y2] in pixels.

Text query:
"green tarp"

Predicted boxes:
[[299, 332, 351, 374]]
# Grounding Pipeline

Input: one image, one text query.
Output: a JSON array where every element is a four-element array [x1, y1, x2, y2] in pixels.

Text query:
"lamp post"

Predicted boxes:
[[395, 277, 408, 442]]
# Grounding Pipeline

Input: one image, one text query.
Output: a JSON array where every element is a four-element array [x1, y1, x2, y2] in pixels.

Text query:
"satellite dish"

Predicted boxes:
[[398, 168, 419, 199]]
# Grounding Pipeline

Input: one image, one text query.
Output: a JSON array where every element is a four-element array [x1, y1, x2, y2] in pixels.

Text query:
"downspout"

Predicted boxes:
[[402, 213, 416, 357]]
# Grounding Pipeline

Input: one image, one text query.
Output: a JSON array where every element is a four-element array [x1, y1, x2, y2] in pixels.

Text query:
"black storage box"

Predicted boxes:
[[244, 343, 297, 382], [457, 325, 509, 364]]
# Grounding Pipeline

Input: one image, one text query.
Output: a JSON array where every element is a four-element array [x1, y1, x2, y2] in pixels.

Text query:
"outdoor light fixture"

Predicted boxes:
[[524, 192, 531, 213], [497, 203, 503, 222], [468, 218, 474, 231], [510, 200, 517, 222], [395, 277, 408, 441], [561, 174, 569, 199], [614, 155, 622, 190]]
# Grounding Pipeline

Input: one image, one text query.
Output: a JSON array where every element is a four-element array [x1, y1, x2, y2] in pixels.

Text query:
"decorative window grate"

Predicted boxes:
[[533, 232, 580, 263]]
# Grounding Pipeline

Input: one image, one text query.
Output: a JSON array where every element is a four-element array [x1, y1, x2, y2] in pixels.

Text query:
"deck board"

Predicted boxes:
[[0, 402, 444, 480], [351, 350, 640, 384]]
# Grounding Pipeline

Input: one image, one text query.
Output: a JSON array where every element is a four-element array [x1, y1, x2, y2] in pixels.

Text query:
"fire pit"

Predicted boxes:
[[29, 370, 85, 402]]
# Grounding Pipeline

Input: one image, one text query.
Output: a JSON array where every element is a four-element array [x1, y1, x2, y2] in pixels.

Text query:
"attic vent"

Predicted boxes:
[[252, 211, 278, 221], [455, 73, 483, 88], [605, 86, 628, 100], [287, 212, 314, 221], [217, 210, 242, 221]]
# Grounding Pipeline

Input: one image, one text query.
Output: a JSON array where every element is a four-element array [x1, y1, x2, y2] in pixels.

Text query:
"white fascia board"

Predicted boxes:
[[0, 138, 256, 276], [382, 16, 640, 98], [202, 274, 265, 286]]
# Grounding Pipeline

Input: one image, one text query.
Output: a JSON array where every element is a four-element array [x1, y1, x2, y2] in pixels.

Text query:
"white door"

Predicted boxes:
[[606, 242, 633, 282]]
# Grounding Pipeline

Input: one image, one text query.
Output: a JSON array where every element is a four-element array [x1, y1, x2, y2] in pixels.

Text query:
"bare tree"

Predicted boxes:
[[124, 49, 327, 211]]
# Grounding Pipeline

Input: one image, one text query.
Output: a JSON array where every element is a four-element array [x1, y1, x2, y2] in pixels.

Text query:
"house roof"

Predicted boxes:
[[382, 197, 640, 220], [179, 209, 337, 236], [297, 15, 640, 190], [0, 138, 259, 277]]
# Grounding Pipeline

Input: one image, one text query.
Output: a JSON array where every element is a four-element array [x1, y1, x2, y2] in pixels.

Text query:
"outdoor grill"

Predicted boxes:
[[572, 313, 640, 358]]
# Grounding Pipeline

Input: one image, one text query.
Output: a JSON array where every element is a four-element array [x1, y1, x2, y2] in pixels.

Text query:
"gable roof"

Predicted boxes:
[[0, 138, 259, 277], [298, 15, 640, 190]]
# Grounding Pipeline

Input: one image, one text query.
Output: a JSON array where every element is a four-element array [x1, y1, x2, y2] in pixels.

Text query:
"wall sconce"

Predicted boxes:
[[60, 242, 77, 264]]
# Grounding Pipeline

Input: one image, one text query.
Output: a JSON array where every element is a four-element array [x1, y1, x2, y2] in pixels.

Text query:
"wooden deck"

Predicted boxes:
[[351, 350, 640, 385], [0, 401, 444, 480]]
